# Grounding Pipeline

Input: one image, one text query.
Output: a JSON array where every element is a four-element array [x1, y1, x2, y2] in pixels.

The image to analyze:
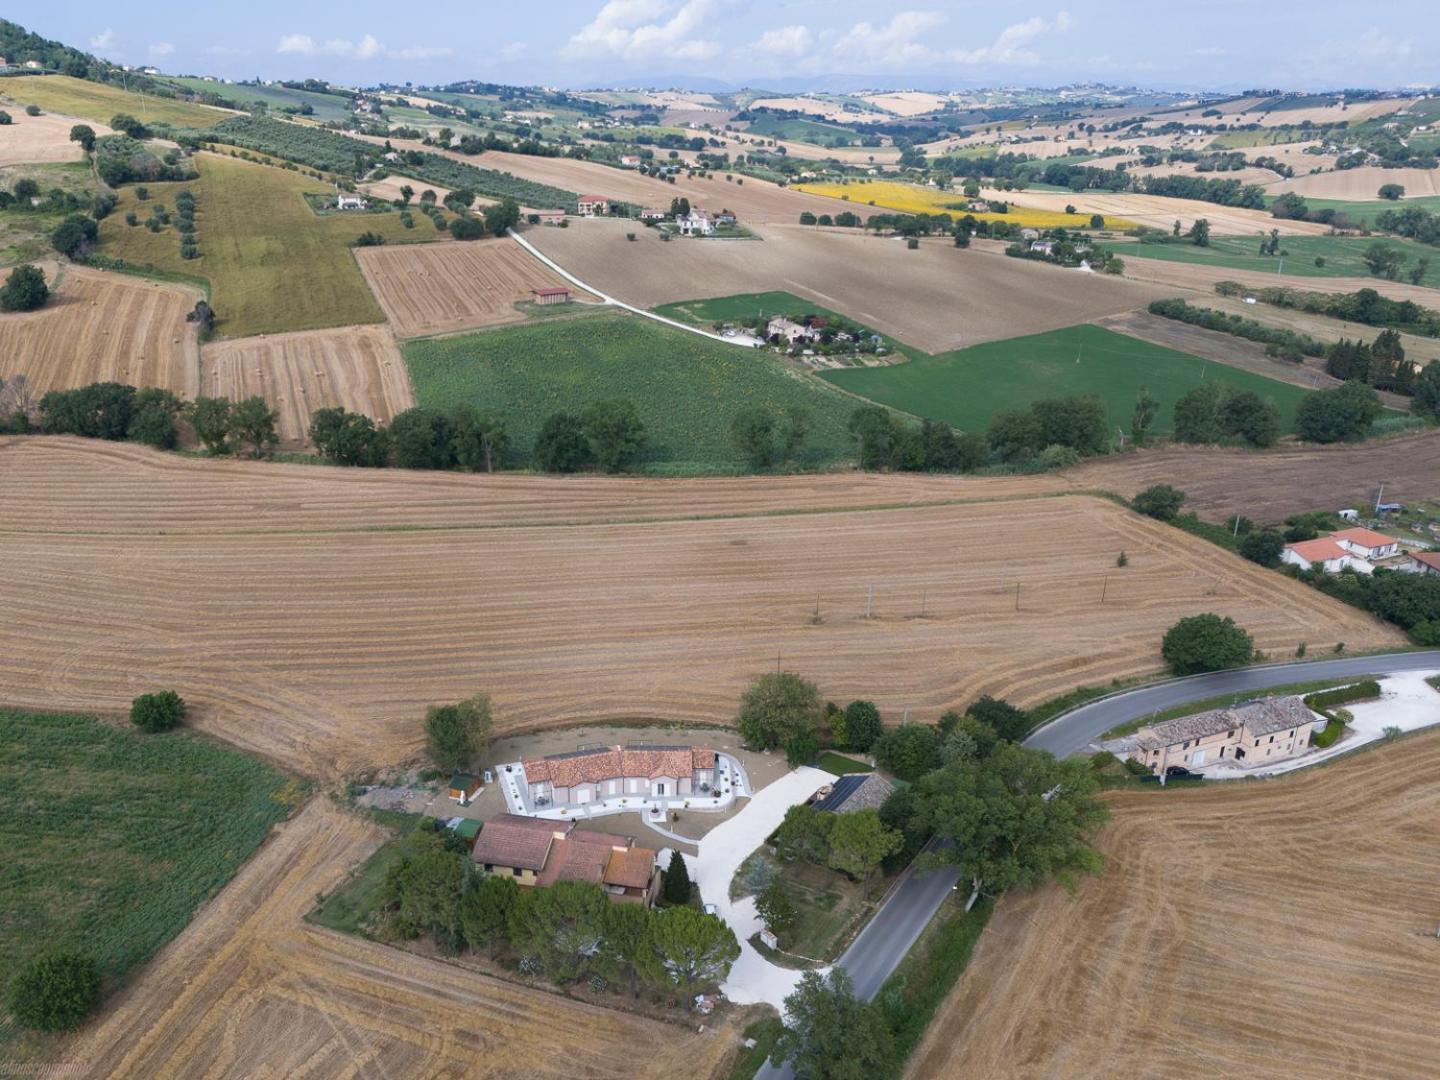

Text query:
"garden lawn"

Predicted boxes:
[[1118, 234, 1440, 288], [820, 324, 1311, 435], [97, 152, 441, 337], [0, 74, 229, 128], [402, 312, 858, 473], [817, 752, 873, 776], [0, 709, 301, 1055]]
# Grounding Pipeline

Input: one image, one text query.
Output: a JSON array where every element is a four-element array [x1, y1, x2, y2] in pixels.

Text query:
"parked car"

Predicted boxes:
[[1165, 765, 1193, 779]]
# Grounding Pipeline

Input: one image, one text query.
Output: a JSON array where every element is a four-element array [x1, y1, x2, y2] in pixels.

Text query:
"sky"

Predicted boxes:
[[27, 2, 1440, 92]]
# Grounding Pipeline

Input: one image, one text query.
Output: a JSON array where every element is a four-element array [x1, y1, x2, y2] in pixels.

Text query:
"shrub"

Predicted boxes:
[[1161, 614, 1255, 675], [52, 211, 103, 259], [785, 731, 818, 768], [1238, 529, 1284, 567], [843, 700, 883, 752], [1132, 484, 1186, 521], [872, 724, 940, 782], [7, 953, 101, 1031], [25, 104, 41, 117], [1090, 750, 1117, 771], [130, 690, 186, 732], [0, 263, 48, 312], [1304, 680, 1381, 712], [353, 231, 386, 247], [448, 215, 485, 241]]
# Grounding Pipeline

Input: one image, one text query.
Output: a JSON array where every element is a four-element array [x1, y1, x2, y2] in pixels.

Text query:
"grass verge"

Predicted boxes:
[[816, 751, 873, 775]]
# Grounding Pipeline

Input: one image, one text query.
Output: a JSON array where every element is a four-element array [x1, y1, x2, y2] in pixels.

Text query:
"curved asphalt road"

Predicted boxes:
[[757, 650, 1440, 1078]]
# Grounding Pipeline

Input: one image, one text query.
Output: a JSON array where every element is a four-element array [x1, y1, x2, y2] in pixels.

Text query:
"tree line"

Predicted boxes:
[[1214, 282, 1440, 339]]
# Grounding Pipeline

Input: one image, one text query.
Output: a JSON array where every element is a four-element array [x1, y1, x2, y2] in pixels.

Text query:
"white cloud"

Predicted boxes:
[[565, 0, 721, 61], [752, 25, 813, 58], [830, 10, 1072, 70], [90, 29, 117, 50], [499, 42, 529, 62], [276, 32, 448, 61], [148, 42, 175, 58]]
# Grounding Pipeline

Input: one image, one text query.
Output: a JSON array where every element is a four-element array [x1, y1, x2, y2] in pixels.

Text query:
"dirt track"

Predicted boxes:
[[356, 238, 597, 338], [908, 730, 1440, 1079], [62, 799, 737, 1079], [0, 439, 1403, 778], [0, 266, 199, 397]]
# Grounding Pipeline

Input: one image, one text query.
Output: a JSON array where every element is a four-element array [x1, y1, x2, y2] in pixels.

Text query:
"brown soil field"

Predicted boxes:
[[982, 186, 1332, 236], [361, 134, 880, 224], [908, 730, 1440, 1079], [0, 265, 199, 397], [62, 798, 737, 1079], [1270, 166, 1440, 199], [356, 238, 598, 338], [528, 219, 1167, 353], [0, 444, 1401, 777], [201, 325, 414, 446], [0, 110, 112, 166], [1201, 294, 1440, 367], [1113, 254, 1440, 307]]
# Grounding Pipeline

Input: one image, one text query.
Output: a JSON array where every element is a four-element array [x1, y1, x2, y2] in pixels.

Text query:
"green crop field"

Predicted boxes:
[[820, 324, 1312, 435], [0, 74, 230, 128], [158, 76, 356, 124], [744, 115, 862, 145], [1263, 193, 1440, 226], [0, 708, 301, 1058], [97, 151, 441, 337], [1117, 234, 1440, 288], [403, 312, 859, 473]]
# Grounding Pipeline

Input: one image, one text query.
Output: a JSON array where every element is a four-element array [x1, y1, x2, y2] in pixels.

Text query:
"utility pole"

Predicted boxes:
[[1233, 514, 1242, 536], [1375, 483, 1384, 514], [1101, 576, 1109, 604]]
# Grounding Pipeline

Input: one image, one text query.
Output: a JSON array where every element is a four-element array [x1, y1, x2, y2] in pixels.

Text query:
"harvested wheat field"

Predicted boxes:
[[202, 325, 414, 446], [1114, 254, 1440, 306], [0, 444, 1400, 776], [1270, 166, 1440, 199], [62, 799, 736, 1079], [979, 186, 1331, 236], [0, 265, 199, 397], [0, 110, 112, 166], [909, 731, 1440, 1079], [356, 238, 597, 338], [529, 219, 1166, 352]]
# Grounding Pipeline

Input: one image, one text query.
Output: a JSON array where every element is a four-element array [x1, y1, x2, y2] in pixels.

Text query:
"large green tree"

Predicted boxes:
[[533, 412, 591, 472], [1161, 613, 1255, 675], [826, 808, 902, 887], [1413, 361, 1440, 421], [842, 700, 882, 752], [0, 262, 48, 312], [871, 723, 940, 782], [773, 803, 834, 864], [7, 953, 101, 1032], [643, 906, 739, 1007], [450, 405, 508, 472], [309, 406, 391, 466], [458, 874, 518, 956], [582, 399, 646, 472], [424, 693, 492, 771], [1295, 381, 1383, 443], [390, 407, 455, 469], [508, 880, 611, 982], [915, 742, 1109, 896], [382, 831, 467, 947], [736, 670, 823, 750], [229, 395, 279, 458], [188, 396, 234, 455], [773, 968, 894, 1080]]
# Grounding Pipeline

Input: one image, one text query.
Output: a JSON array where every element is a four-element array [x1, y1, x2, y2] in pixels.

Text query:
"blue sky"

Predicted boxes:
[[26, 2, 1440, 91]]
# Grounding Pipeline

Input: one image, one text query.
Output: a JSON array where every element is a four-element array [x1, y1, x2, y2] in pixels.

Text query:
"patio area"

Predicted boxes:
[[498, 752, 751, 822]]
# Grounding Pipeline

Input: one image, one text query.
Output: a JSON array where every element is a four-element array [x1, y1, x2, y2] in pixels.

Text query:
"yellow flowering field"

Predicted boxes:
[[793, 180, 1135, 229]]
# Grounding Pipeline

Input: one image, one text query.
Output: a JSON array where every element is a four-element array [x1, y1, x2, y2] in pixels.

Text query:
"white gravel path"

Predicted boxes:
[[688, 766, 833, 1008]]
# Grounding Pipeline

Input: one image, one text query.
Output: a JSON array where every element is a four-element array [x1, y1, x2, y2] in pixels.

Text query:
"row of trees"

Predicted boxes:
[[380, 828, 737, 1005], [1324, 333, 1419, 396], [1213, 282, 1440, 338], [23, 381, 275, 455]]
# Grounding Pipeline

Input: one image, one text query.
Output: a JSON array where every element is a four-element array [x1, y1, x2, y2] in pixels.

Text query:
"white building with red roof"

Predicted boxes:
[[577, 195, 610, 216], [1282, 538, 1373, 574], [1331, 527, 1400, 561], [500, 742, 744, 820]]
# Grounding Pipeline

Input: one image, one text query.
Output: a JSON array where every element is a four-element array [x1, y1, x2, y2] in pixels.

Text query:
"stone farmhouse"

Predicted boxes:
[[1123, 696, 1321, 775], [522, 744, 717, 810], [471, 813, 660, 905], [577, 195, 610, 216]]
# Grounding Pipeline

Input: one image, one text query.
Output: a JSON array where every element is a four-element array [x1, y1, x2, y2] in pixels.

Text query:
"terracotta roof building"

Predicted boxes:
[[1331, 527, 1400, 560], [1125, 696, 1321, 775], [472, 814, 567, 884], [473, 815, 659, 904], [523, 744, 717, 810], [1282, 538, 1371, 575]]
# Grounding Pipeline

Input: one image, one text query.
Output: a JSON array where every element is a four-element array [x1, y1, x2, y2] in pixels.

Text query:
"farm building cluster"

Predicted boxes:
[[1282, 524, 1436, 575]]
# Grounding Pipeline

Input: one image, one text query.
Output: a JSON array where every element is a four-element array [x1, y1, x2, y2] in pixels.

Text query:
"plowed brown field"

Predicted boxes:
[[62, 799, 737, 1079], [908, 730, 1440, 1079], [0, 110, 112, 166], [528, 219, 1166, 353], [0, 266, 199, 397], [356, 238, 597, 338], [202, 325, 414, 446], [0, 439, 1401, 778]]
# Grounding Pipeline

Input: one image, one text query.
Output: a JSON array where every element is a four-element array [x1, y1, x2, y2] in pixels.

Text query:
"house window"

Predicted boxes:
[[512, 867, 522, 877], [484, 863, 493, 872]]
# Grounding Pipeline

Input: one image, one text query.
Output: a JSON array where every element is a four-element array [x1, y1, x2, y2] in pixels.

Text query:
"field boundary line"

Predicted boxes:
[[506, 228, 761, 349]]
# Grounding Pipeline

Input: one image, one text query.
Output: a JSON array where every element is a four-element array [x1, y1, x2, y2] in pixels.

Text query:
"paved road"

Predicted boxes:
[[756, 651, 1439, 1078], [1026, 651, 1440, 758]]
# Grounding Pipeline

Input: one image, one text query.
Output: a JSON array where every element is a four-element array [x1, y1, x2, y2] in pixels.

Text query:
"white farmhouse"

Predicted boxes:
[[677, 209, 715, 236], [1281, 538, 1373, 575]]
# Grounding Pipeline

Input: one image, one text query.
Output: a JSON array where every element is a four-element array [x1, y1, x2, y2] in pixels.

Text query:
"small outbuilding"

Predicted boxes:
[[449, 773, 482, 805], [532, 286, 571, 306]]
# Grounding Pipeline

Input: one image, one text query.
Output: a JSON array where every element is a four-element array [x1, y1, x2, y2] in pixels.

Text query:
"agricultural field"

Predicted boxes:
[[910, 730, 1440, 1078], [526, 218, 1165, 353], [97, 152, 441, 338], [0, 108, 111, 166], [0, 708, 299, 1063], [0, 445, 1402, 778], [158, 76, 356, 123], [792, 179, 1132, 229], [742, 114, 865, 146], [1116, 233, 1440, 289], [0, 264, 199, 396], [356, 238, 595, 338], [0, 74, 231, 128], [977, 185, 1331, 236], [1264, 192, 1440, 226], [821, 324, 1312, 435], [202, 325, 413, 446], [57, 800, 736, 1079], [403, 312, 856, 470], [0, 162, 113, 264]]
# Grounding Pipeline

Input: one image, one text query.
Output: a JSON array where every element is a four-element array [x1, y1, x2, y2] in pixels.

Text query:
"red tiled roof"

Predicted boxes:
[[604, 846, 658, 890], [1412, 552, 1440, 571], [1286, 538, 1348, 563], [533, 286, 569, 296], [1332, 527, 1398, 549], [524, 745, 715, 788], [472, 814, 567, 871]]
